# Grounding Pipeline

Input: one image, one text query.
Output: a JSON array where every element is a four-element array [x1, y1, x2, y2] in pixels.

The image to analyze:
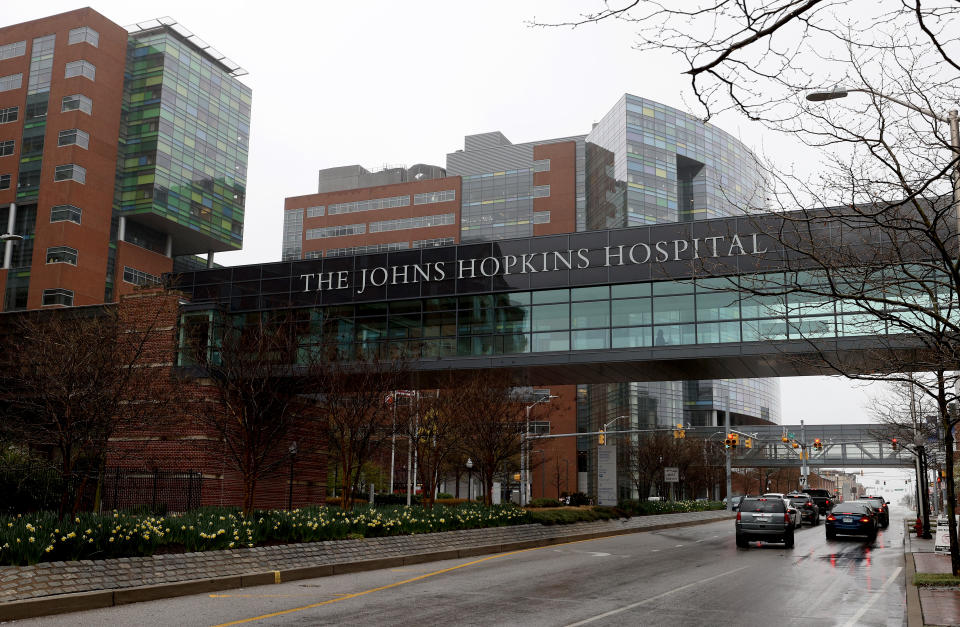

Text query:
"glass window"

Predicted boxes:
[[68, 27, 99, 47], [0, 174, 10, 190], [741, 294, 787, 319], [58, 129, 89, 149], [0, 73, 23, 92], [697, 321, 741, 343], [0, 106, 18, 123], [64, 60, 96, 81], [572, 301, 609, 329], [61, 94, 92, 114], [413, 189, 456, 205], [533, 185, 550, 198], [123, 266, 161, 286], [612, 283, 651, 298], [742, 319, 788, 341], [50, 204, 81, 224], [653, 294, 695, 324], [653, 280, 694, 296], [572, 286, 609, 301], [41, 288, 73, 307], [789, 316, 835, 339], [46, 246, 78, 265], [532, 331, 569, 352], [54, 164, 86, 183], [612, 298, 652, 326], [572, 329, 609, 350], [532, 288, 569, 304], [696, 291, 740, 321], [533, 211, 551, 224], [0, 41, 26, 61], [305, 206, 324, 217], [533, 159, 550, 172], [612, 326, 652, 348], [653, 324, 696, 346], [532, 303, 569, 331], [0, 140, 13, 156], [495, 292, 530, 307]]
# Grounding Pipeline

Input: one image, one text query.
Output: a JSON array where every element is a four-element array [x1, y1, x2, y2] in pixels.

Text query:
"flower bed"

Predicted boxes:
[[0, 504, 529, 566]]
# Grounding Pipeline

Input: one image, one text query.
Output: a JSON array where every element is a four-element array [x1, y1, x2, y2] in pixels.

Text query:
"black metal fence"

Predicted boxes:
[[0, 463, 203, 515]]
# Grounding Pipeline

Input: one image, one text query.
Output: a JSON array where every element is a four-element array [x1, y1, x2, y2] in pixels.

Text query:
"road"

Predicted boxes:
[[16, 507, 907, 626]]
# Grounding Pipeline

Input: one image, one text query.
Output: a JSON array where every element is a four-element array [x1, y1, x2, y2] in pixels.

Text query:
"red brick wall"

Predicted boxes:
[[108, 289, 327, 509]]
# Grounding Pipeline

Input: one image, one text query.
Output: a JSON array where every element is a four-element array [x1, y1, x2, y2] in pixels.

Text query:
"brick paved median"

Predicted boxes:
[[0, 509, 732, 618]]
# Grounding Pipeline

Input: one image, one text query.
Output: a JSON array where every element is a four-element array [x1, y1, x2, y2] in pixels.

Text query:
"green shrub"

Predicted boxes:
[[526, 507, 623, 525], [528, 498, 562, 508], [618, 499, 724, 516], [436, 493, 454, 500]]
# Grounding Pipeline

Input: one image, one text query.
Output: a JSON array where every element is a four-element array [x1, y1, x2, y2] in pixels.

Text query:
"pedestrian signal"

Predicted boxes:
[[890, 438, 898, 451]]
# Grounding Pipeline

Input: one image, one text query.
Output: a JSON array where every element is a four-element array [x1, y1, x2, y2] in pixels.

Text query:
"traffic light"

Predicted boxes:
[[813, 438, 822, 451], [781, 435, 789, 443], [745, 438, 753, 449], [724, 434, 733, 449], [598, 429, 606, 446], [674, 423, 686, 439], [730, 433, 739, 448], [890, 438, 898, 451], [792, 441, 799, 449]]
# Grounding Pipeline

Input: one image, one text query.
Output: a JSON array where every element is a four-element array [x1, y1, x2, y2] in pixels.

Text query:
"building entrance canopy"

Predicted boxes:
[[172, 208, 952, 385]]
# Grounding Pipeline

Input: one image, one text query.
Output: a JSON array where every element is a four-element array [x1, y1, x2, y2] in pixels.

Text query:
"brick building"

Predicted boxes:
[[0, 9, 250, 311]]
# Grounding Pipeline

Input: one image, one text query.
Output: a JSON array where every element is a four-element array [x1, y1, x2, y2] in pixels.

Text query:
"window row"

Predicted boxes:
[[46, 246, 77, 265], [42, 288, 73, 307], [0, 174, 9, 190], [58, 128, 89, 149], [326, 242, 410, 257], [533, 159, 551, 173], [412, 237, 455, 249], [51, 204, 82, 224], [328, 195, 409, 215], [64, 60, 95, 81], [62, 93, 92, 114], [533, 185, 551, 198], [0, 140, 13, 157], [305, 223, 365, 239], [0, 106, 17, 123], [54, 164, 85, 183], [533, 211, 550, 224], [369, 213, 455, 233], [0, 73, 22, 93], [68, 27, 99, 48], [306, 205, 324, 218], [123, 266, 161, 286], [0, 40, 26, 61], [413, 189, 456, 205]]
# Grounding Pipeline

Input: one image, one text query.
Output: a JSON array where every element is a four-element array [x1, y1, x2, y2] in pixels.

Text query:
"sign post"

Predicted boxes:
[[665, 467, 679, 501]]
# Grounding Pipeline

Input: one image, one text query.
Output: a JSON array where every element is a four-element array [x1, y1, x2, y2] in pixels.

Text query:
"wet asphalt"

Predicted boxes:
[[14, 506, 907, 626]]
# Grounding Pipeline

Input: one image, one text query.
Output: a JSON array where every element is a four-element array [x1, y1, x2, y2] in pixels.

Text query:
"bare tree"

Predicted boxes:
[[315, 350, 408, 510], [406, 380, 468, 508], [540, 0, 960, 574], [0, 299, 172, 517], [458, 373, 528, 506], [180, 311, 318, 515]]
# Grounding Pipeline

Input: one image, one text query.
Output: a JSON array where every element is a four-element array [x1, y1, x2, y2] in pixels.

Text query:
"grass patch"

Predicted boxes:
[[914, 573, 960, 587]]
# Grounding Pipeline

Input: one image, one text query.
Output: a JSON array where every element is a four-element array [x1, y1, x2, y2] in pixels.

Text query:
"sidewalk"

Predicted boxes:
[[906, 522, 960, 626], [0, 508, 733, 622]]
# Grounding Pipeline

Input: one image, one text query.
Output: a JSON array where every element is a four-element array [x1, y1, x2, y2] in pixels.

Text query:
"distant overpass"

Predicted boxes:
[[685, 423, 915, 468]]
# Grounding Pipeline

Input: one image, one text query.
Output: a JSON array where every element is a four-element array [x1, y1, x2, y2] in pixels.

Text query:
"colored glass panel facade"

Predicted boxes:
[[117, 27, 250, 252]]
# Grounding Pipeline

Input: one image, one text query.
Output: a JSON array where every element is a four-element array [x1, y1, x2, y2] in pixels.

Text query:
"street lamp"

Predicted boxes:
[[806, 87, 960, 212], [521, 394, 557, 507], [0, 233, 22, 241], [465, 457, 474, 501]]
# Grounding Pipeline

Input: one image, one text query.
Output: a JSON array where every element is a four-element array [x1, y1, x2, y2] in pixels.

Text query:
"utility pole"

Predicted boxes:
[[800, 420, 808, 489], [725, 408, 732, 509]]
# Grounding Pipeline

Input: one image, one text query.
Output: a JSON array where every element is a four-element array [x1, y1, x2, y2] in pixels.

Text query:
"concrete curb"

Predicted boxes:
[[906, 552, 923, 627], [0, 512, 733, 622]]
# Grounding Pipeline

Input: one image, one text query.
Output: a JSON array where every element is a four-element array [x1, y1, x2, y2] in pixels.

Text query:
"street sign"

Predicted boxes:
[[664, 467, 679, 483], [597, 445, 618, 506]]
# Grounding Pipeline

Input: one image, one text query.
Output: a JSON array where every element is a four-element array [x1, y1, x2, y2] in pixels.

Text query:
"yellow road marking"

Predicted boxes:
[[210, 536, 608, 626], [208, 594, 316, 599]]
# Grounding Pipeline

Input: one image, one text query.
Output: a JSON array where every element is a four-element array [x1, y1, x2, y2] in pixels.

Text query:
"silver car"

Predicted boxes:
[[763, 493, 801, 528], [736, 497, 795, 548]]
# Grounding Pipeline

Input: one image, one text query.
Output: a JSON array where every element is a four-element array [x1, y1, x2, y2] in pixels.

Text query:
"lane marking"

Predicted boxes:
[[674, 544, 684, 548], [564, 565, 750, 626], [209, 535, 619, 626], [840, 566, 903, 627]]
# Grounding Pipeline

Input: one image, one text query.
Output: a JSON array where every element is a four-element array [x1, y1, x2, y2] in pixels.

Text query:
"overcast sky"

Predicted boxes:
[[5, 1, 901, 427]]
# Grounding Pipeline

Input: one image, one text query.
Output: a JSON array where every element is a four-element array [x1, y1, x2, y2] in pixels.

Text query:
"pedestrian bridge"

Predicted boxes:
[[685, 423, 915, 468], [173, 209, 945, 385]]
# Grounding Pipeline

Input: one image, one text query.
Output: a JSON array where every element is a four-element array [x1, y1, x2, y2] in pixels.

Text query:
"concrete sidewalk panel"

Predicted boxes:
[[0, 590, 114, 621]]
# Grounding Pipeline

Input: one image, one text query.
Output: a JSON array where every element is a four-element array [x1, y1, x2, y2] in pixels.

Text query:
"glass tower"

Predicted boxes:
[[113, 19, 251, 298]]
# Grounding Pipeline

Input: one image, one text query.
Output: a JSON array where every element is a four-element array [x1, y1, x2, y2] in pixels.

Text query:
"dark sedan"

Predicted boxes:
[[787, 495, 820, 526], [825, 503, 878, 540]]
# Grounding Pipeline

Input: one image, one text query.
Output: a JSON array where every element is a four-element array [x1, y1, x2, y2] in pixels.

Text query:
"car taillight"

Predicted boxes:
[[784, 513, 791, 523], [736, 511, 741, 521], [860, 517, 870, 523], [827, 514, 836, 521], [826, 499, 831, 505], [806, 501, 813, 507]]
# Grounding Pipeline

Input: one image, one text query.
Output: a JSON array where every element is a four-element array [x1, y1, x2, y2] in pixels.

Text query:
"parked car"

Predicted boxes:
[[736, 497, 795, 548], [800, 488, 835, 514], [786, 494, 820, 526], [856, 496, 889, 528], [825, 502, 878, 540]]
